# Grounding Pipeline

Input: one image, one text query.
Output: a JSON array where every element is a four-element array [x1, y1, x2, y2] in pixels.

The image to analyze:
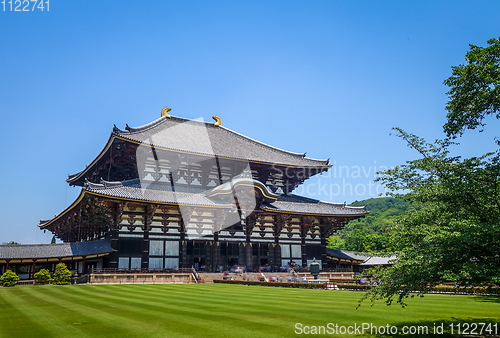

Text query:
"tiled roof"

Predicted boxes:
[[359, 255, 396, 266], [326, 248, 369, 261], [327, 248, 396, 265], [113, 116, 330, 167], [86, 180, 366, 216], [261, 194, 368, 216], [0, 239, 114, 260], [84, 179, 233, 207], [42, 178, 366, 230]]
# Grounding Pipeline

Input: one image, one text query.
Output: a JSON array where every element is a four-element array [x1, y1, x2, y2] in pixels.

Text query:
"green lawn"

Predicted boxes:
[[0, 284, 498, 337]]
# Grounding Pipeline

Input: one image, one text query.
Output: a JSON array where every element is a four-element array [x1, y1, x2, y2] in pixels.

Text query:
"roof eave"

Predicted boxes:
[[66, 134, 116, 185]]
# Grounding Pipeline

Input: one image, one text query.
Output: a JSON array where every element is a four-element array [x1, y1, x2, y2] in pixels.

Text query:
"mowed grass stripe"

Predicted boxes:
[[1, 284, 499, 338], [0, 288, 55, 338], [48, 284, 500, 332], [26, 285, 221, 337], [11, 286, 160, 338], [31, 285, 216, 337], [66, 284, 291, 337], [87, 284, 307, 316], [46, 284, 500, 327], [39, 284, 283, 337], [82, 284, 342, 326]]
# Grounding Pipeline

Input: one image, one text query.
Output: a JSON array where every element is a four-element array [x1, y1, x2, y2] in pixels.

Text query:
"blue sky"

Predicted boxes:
[[1, 1, 499, 243]]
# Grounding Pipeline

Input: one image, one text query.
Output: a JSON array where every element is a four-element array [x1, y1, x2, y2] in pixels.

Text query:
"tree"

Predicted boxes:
[[34, 269, 52, 284], [328, 197, 407, 253], [443, 37, 500, 139], [0, 270, 20, 287], [361, 38, 500, 306], [52, 263, 72, 285], [327, 235, 346, 250], [2, 241, 20, 245]]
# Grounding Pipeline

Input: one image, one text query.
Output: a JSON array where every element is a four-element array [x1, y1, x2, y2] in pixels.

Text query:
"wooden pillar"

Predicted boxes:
[[244, 215, 255, 270], [301, 236, 307, 268], [245, 243, 252, 269], [272, 215, 285, 270], [212, 241, 221, 272], [142, 230, 150, 270], [268, 243, 275, 270], [205, 242, 212, 272], [238, 242, 245, 267], [212, 231, 220, 272], [110, 201, 124, 270], [109, 229, 119, 269], [179, 216, 187, 269], [244, 225, 252, 270], [180, 241, 187, 268], [300, 220, 308, 268], [141, 204, 157, 271], [320, 234, 327, 271], [215, 156, 224, 184], [274, 243, 281, 268], [256, 243, 261, 267], [31, 260, 37, 279], [82, 256, 86, 274], [6, 260, 10, 270]]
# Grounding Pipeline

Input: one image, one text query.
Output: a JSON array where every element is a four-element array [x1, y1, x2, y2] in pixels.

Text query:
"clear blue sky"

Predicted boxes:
[[1, 1, 499, 244]]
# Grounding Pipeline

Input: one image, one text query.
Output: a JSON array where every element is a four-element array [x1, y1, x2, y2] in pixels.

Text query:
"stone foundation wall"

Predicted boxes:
[[297, 272, 354, 280], [89, 273, 195, 284], [199, 271, 354, 283]]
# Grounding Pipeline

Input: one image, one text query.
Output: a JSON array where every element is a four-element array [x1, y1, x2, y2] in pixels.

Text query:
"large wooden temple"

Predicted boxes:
[[36, 109, 368, 272]]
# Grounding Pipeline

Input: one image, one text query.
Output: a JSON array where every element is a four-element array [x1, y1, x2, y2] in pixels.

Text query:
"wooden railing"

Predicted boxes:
[[293, 267, 353, 273], [91, 268, 194, 274]]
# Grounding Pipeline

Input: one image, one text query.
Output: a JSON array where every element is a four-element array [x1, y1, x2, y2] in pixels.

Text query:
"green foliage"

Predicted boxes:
[[362, 38, 500, 307], [1, 241, 20, 245], [328, 197, 409, 253], [52, 263, 71, 285], [444, 37, 500, 138], [349, 197, 411, 234], [34, 269, 52, 284], [363, 134, 500, 306], [0, 270, 19, 287], [327, 235, 345, 250]]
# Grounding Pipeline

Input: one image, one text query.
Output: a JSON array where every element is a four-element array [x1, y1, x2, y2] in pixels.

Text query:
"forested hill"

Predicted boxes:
[[328, 197, 411, 253], [349, 197, 409, 234]]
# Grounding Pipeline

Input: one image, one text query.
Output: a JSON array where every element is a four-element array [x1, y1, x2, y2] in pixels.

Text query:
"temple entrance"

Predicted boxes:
[[85, 262, 97, 274], [227, 258, 238, 269], [193, 257, 206, 271]]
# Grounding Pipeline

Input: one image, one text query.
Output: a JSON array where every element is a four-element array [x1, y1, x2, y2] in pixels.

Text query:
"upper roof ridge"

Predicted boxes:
[[344, 205, 367, 210], [319, 200, 348, 207], [218, 125, 327, 161], [113, 114, 330, 164], [114, 115, 215, 135]]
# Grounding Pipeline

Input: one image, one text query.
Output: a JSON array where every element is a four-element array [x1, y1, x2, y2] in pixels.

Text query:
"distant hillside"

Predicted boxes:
[[348, 197, 410, 234], [328, 197, 411, 253]]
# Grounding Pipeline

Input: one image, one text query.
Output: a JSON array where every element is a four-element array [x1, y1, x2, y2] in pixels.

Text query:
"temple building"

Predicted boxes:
[[11, 109, 368, 274]]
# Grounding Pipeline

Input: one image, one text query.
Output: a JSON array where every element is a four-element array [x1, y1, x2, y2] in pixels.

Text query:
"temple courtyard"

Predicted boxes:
[[0, 283, 498, 337]]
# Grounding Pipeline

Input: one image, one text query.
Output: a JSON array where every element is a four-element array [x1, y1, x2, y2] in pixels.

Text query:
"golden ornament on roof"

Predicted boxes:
[[212, 115, 222, 126], [161, 107, 172, 118]]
